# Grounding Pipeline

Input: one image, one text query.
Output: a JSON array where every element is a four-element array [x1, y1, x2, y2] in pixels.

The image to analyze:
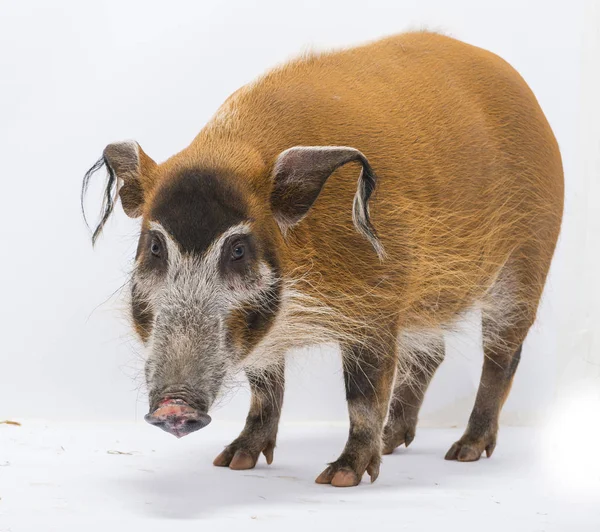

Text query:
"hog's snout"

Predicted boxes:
[[144, 399, 211, 438]]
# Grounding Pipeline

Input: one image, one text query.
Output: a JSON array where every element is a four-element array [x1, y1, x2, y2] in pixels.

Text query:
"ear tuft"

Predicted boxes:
[[81, 141, 156, 245], [81, 155, 118, 245], [352, 161, 387, 261]]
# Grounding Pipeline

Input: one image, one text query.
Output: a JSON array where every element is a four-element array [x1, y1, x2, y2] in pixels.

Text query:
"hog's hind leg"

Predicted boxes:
[[383, 333, 445, 454], [444, 335, 524, 462], [214, 361, 284, 470], [316, 327, 397, 487], [445, 256, 544, 462]]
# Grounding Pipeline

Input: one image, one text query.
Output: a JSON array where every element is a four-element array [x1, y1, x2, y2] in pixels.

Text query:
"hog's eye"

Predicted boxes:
[[150, 239, 162, 257], [231, 243, 245, 261]]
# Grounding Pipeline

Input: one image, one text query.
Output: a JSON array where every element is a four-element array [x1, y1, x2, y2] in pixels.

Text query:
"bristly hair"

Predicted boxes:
[[81, 155, 118, 245]]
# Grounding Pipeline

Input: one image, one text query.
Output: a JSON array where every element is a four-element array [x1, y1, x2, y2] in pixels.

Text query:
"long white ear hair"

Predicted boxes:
[[350, 155, 386, 260]]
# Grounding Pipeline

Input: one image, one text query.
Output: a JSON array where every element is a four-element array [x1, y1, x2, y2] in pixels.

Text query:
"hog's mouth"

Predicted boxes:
[[144, 398, 212, 438]]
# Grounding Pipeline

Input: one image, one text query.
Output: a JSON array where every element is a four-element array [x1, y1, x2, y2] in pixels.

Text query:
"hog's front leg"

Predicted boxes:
[[213, 362, 284, 470], [316, 334, 397, 487]]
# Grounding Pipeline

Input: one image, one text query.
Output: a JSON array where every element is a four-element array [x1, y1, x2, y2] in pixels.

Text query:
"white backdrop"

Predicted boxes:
[[1, 0, 597, 427]]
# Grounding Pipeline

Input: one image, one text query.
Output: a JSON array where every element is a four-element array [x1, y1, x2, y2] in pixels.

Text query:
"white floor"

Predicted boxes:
[[1, 421, 598, 532]]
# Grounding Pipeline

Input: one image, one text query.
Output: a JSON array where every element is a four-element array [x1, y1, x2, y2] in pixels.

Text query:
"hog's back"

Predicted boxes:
[[197, 32, 564, 322]]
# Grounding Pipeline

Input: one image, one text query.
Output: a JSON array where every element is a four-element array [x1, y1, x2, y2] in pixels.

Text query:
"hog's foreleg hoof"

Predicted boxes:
[[213, 436, 276, 470], [214, 363, 284, 470], [315, 450, 381, 487], [444, 434, 497, 462], [382, 420, 416, 455]]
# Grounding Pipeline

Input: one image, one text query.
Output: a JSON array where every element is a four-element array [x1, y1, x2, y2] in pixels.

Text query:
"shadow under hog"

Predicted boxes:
[[82, 31, 563, 487]]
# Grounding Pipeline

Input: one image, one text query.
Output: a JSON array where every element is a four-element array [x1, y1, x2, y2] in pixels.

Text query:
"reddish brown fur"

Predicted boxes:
[[92, 31, 563, 485], [145, 32, 562, 335]]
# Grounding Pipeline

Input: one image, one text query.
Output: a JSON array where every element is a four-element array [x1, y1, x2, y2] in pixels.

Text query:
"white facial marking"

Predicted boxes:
[[202, 222, 252, 272], [147, 221, 182, 266], [136, 220, 278, 367]]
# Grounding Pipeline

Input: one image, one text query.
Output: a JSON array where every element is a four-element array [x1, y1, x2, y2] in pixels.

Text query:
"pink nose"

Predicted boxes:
[[144, 399, 211, 438]]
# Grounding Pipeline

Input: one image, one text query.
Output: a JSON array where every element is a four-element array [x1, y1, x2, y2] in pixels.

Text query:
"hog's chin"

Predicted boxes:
[[144, 398, 212, 438]]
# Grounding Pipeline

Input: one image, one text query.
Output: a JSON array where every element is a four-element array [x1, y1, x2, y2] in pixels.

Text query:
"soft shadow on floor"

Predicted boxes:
[[112, 432, 351, 519], [107, 426, 525, 520]]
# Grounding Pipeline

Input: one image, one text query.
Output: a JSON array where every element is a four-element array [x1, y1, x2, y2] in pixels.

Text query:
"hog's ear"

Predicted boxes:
[[81, 141, 157, 244], [270, 146, 385, 260]]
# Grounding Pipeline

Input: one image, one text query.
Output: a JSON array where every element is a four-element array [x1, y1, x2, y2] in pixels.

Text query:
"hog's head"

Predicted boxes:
[[82, 140, 382, 437]]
